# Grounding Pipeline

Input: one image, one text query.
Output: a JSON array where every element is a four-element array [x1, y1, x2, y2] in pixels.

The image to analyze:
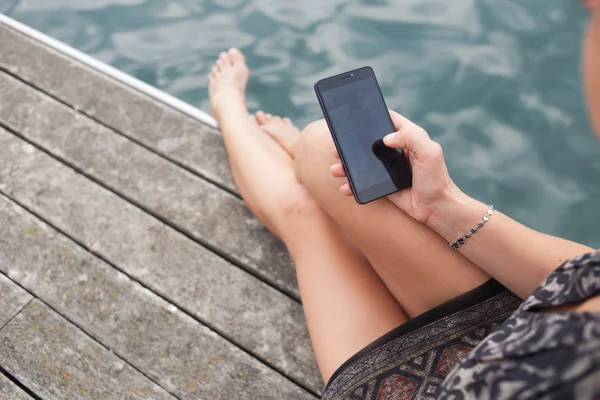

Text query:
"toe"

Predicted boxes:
[[216, 58, 225, 71], [283, 117, 292, 125], [255, 110, 268, 125], [228, 47, 245, 64], [266, 113, 273, 120], [220, 51, 233, 66]]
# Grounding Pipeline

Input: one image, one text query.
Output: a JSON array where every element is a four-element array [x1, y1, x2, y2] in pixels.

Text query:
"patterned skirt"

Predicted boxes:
[[322, 279, 522, 400]]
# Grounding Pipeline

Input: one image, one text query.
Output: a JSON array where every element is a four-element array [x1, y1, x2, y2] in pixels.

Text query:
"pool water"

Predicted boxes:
[[2, 0, 599, 247]]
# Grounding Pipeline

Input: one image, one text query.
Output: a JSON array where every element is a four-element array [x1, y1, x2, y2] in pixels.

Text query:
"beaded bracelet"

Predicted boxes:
[[449, 205, 494, 250]]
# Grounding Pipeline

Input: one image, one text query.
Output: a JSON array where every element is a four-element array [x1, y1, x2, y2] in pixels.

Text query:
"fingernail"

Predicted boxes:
[[383, 133, 395, 143]]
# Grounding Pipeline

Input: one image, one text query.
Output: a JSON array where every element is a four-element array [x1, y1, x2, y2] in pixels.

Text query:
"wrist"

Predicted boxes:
[[426, 188, 488, 242]]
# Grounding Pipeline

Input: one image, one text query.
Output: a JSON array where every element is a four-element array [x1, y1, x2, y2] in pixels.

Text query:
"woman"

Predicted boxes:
[[207, 0, 600, 398]]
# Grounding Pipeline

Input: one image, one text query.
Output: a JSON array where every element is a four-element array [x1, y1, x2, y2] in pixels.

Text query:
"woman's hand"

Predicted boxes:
[[330, 110, 465, 228]]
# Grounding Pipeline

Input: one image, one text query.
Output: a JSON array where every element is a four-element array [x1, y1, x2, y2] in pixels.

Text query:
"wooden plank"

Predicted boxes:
[[0, 71, 299, 300], [0, 130, 322, 393], [0, 373, 33, 400], [0, 195, 316, 399], [0, 300, 176, 400], [0, 274, 32, 329], [0, 24, 235, 192]]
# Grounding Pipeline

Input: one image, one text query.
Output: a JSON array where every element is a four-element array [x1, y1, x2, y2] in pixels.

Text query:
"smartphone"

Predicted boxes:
[[314, 67, 412, 204]]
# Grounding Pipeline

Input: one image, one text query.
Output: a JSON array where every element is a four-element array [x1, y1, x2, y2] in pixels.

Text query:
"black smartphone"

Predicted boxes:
[[314, 67, 412, 204]]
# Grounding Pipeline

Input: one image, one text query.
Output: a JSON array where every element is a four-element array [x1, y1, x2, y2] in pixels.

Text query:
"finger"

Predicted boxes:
[[383, 126, 429, 153], [390, 128, 443, 160], [340, 183, 352, 196], [388, 110, 415, 131], [330, 163, 347, 178], [332, 147, 340, 159], [387, 110, 430, 139]]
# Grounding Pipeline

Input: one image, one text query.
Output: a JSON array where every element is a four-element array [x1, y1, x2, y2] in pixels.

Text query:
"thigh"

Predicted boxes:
[[286, 214, 408, 384], [294, 120, 491, 318]]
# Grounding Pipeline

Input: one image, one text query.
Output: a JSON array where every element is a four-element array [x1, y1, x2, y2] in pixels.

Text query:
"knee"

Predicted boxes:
[[295, 119, 333, 184], [297, 119, 331, 155]]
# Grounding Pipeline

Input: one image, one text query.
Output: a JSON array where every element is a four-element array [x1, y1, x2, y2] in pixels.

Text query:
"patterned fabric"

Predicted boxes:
[[322, 250, 600, 400], [322, 279, 522, 400], [438, 250, 600, 400]]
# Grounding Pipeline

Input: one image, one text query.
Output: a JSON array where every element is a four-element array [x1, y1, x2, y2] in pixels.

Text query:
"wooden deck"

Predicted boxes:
[[0, 24, 322, 399]]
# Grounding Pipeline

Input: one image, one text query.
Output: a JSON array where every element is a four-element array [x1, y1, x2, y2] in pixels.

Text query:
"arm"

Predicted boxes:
[[330, 110, 594, 299], [429, 189, 593, 299]]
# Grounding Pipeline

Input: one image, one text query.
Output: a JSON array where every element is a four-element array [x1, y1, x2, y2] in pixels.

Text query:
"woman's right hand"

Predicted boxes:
[[330, 110, 469, 231]]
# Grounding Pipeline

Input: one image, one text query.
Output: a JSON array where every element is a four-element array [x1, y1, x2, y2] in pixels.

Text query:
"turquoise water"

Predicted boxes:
[[2, 0, 599, 247]]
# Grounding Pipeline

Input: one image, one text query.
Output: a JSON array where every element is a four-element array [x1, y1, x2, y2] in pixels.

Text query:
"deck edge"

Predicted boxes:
[[0, 13, 218, 129]]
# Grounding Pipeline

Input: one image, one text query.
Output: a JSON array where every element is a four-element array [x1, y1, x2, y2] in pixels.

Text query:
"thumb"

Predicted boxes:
[[388, 110, 412, 131], [382, 131, 407, 149], [383, 126, 431, 156]]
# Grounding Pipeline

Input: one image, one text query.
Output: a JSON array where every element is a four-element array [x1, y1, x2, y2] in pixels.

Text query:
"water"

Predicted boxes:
[[2, 0, 599, 247]]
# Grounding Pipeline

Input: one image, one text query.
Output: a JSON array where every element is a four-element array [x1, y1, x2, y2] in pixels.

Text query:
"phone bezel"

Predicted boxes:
[[314, 66, 400, 204]]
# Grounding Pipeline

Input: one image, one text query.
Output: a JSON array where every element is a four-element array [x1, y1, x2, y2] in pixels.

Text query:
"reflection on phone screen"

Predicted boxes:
[[371, 139, 412, 191]]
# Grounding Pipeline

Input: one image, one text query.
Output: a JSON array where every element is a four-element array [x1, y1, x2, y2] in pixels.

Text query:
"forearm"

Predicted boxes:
[[428, 189, 594, 299]]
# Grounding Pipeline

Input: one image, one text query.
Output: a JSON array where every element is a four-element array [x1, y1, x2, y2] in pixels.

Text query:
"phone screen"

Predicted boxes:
[[316, 68, 411, 203]]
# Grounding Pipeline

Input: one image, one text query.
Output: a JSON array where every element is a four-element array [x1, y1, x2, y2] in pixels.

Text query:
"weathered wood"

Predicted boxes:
[[0, 131, 321, 393], [0, 372, 33, 400], [0, 24, 236, 192], [0, 274, 32, 329], [0, 300, 176, 400], [0, 195, 316, 399], [0, 71, 299, 300]]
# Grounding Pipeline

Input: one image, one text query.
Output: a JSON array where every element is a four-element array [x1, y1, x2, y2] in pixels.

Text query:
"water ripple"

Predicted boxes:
[[5, 0, 600, 246], [16, 0, 147, 11], [112, 15, 255, 63]]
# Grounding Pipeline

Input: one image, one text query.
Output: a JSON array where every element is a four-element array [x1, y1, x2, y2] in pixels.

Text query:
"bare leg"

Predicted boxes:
[[290, 120, 491, 318], [209, 49, 407, 382]]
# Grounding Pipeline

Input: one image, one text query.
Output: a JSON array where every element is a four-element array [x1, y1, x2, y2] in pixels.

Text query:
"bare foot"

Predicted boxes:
[[254, 110, 300, 157], [208, 48, 249, 120]]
